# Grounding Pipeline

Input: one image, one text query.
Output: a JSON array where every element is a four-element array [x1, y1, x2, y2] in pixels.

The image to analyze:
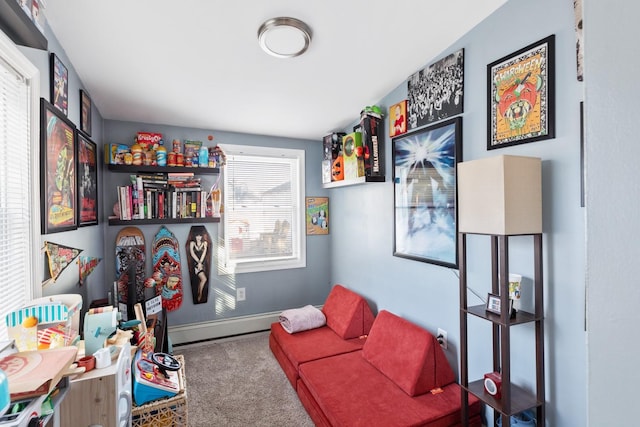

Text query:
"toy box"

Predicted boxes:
[[360, 113, 385, 181], [132, 355, 187, 427], [342, 132, 364, 180], [104, 143, 130, 164], [136, 132, 163, 150], [322, 133, 345, 182]]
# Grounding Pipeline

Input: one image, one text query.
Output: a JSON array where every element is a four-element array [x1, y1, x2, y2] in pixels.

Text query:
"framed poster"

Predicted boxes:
[[392, 117, 462, 268], [306, 197, 329, 235], [77, 131, 98, 226], [49, 53, 68, 116], [389, 100, 407, 137], [80, 89, 92, 136], [40, 98, 77, 234], [487, 35, 555, 150], [407, 48, 464, 130]]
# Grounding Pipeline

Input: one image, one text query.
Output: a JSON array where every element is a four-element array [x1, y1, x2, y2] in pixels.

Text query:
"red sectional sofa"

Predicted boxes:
[[270, 285, 482, 427], [269, 284, 375, 389]]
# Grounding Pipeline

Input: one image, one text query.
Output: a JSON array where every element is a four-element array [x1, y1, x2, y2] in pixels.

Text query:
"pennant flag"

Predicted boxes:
[[78, 256, 102, 286], [43, 241, 83, 286]]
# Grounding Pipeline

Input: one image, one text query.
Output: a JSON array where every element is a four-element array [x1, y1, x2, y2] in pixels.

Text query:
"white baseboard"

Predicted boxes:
[[168, 311, 280, 345]]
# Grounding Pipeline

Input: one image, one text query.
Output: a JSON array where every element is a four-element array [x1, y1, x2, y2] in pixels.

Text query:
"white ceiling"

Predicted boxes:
[[44, 1, 507, 141]]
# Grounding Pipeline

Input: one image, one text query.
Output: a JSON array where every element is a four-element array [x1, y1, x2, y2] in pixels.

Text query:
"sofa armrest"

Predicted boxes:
[[322, 284, 374, 339], [363, 310, 455, 396]]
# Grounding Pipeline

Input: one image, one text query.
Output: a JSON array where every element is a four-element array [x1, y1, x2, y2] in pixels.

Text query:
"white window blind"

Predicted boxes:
[[221, 145, 305, 274], [0, 37, 37, 340]]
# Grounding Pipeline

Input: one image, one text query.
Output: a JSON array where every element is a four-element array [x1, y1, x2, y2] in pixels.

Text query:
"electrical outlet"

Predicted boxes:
[[437, 328, 448, 350], [237, 287, 246, 301]]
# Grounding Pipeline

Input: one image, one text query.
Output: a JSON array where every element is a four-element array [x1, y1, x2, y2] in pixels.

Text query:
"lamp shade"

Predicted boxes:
[[457, 155, 542, 235]]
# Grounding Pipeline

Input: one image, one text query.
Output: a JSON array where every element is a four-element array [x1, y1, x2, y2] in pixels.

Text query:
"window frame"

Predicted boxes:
[[0, 30, 42, 339], [219, 144, 306, 274]]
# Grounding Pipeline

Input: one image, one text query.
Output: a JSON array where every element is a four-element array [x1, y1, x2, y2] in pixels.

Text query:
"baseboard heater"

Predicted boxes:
[[168, 310, 281, 345]]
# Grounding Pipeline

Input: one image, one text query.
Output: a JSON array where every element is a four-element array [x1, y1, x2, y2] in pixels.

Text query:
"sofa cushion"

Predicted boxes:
[[270, 322, 366, 387], [322, 284, 375, 339], [362, 310, 455, 397], [298, 350, 479, 427]]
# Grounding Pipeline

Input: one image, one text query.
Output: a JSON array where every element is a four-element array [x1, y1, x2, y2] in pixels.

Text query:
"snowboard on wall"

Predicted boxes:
[[185, 225, 212, 304], [151, 225, 183, 311], [115, 226, 146, 321]]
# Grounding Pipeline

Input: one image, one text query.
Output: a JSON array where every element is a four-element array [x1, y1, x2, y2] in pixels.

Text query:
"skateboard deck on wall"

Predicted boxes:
[[115, 226, 146, 321], [152, 225, 183, 311], [185, 225, 212, 304]]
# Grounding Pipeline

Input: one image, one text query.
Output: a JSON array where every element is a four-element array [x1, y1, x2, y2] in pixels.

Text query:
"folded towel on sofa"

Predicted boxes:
[[279, 305, 326, 334]]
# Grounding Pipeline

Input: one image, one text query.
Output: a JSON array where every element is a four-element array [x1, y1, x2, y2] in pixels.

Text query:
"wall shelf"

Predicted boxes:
[[108, 216, 220, 226], [107, 164, 219, 175], [0, 0, 47, 50], [322, 176, 385, 189]]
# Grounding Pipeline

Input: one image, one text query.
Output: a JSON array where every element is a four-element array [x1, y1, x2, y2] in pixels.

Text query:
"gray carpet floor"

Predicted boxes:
[[174, 331, 315, 427]]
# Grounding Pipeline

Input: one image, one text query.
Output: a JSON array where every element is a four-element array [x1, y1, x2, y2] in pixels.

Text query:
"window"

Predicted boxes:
[[220, 144, 305, 274], [0, 32, 40, 339]]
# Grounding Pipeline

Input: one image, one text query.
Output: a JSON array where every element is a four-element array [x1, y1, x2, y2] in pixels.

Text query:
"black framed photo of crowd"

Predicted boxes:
[[407, 48, 464, 130]]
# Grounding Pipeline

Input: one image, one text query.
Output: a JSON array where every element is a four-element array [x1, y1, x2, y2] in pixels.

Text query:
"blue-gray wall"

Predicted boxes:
[[103, 121, 331, 326], [19, 33, 106, 307], [585, 0, 640, 425], [329, 1, 584, 426]]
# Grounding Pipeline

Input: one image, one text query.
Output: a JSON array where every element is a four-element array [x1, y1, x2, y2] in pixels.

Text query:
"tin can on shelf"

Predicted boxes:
[[199, 146, 209, 167], [172, 139, 182, 153], [156, 146, 167, 166], [167, 151, 176, 167], [131, 144, 143, 166]]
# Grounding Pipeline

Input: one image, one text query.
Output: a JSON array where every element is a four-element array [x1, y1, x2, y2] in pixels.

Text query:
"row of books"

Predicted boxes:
[[116, 173, 211, 220]]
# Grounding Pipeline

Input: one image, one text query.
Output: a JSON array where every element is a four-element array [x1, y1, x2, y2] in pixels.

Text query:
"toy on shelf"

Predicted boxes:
[[132, 348, 182, 406], [4, 294, 81, 352], [83, 306, 120, 356]]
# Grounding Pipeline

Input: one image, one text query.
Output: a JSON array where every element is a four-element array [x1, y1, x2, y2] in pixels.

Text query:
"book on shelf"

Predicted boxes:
[[114, 183, 212, 221]]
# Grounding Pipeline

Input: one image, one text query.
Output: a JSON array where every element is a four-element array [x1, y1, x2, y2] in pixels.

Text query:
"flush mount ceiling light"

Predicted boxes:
[[258, 17, 312, 58]]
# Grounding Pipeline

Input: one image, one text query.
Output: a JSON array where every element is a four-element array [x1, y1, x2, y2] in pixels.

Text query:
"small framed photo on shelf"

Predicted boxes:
[[80, 89, 92, 136], [50, 53, 68, 116], [486, 293, 502, 315]]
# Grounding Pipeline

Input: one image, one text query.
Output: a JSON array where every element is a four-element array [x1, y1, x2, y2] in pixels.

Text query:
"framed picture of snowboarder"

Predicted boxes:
[[487, 35, 555, 150]]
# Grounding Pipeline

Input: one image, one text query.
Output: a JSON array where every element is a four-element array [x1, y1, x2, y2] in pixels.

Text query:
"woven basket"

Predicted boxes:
[[132, 354, 187, 427]]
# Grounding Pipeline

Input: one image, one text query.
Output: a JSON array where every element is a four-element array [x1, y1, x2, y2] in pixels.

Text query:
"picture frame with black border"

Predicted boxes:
[[40, 98, 77, 234], [487, 35, 555, 150], [49, 53, 68, 116], [80, 89, 92, 136], [486, 293, 502, 315], [392, 116, 462, 268], [77, 131, 98, 226]]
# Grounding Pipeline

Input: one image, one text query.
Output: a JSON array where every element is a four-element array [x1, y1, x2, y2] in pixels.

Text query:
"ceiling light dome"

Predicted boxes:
[[258, 17, 312, 58]]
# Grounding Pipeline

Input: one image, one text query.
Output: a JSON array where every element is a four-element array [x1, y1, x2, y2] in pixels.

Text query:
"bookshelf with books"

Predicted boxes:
[[107, 165, 221, 225]]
